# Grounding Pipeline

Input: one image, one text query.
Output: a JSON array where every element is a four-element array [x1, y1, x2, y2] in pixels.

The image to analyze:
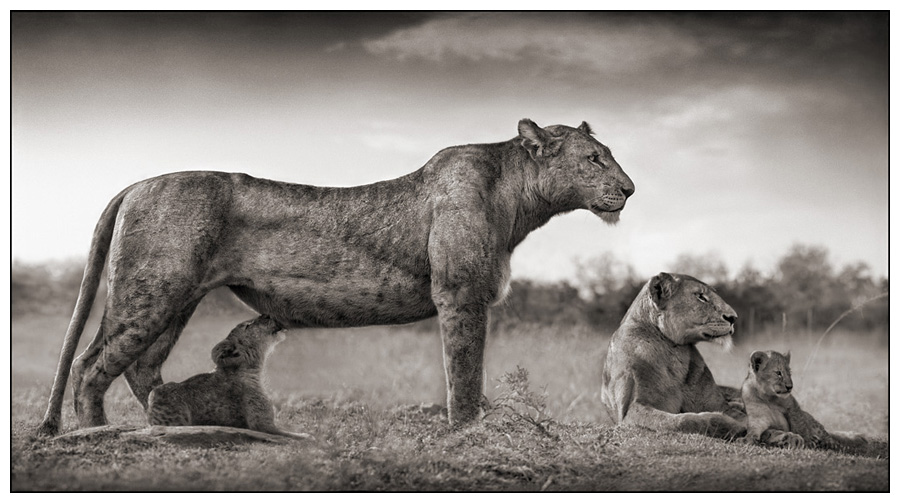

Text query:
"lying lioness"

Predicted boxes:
[[601, 272, 746, 439]]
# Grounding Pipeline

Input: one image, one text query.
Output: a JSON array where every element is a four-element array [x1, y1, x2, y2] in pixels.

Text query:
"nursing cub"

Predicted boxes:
[[147, 316, 310, 440]]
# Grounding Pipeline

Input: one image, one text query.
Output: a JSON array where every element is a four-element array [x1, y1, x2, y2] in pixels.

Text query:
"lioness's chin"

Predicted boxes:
[[707, 333, 734, 352], [594, 209, 621, 224]]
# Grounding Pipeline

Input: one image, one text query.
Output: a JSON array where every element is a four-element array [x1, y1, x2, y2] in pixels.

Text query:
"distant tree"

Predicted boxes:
[[492, 279, 587, 328], [11, 259, 89, 316], [720, 262, 783, 337], [829, 261, 888, 331], [667, 251, 729, 286], [575, 252, 639, 299], [771, 244, 882, 332], [575, 253, 643, 329], [11, 262, 55, 316], [836, 262, 877, 304]]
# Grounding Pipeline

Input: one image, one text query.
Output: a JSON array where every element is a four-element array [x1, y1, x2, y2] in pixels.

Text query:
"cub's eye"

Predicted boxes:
[[588, 153, 603, 166], [696, 293, 709, 303], [776, 371, 783, 377]]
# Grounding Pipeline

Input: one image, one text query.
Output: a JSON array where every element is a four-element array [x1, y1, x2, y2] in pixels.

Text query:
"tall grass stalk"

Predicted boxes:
[[802, 292, 889, 374]]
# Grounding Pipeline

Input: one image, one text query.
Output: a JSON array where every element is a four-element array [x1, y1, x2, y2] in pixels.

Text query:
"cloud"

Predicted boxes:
[[362, 13, 702, 74], [362, 12, 886, 90], [359, 132, 425, 154]]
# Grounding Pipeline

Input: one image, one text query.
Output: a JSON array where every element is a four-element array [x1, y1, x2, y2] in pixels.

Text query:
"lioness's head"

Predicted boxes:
[[643, 272, 737, 346], [518, 119, 634, 224], [212, 315, 286, 371], [748, 350, 793, 398]]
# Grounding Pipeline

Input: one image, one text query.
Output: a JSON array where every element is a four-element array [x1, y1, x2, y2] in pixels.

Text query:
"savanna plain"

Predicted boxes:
[[11, 296, 889, 491]]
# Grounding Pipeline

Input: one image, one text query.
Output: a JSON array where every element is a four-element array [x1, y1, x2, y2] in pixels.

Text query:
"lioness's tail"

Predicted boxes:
[[35, 189, 128, 437]]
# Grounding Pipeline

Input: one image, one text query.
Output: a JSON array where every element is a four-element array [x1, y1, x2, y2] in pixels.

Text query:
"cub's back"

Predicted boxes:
[[147, 372, 248, 428]]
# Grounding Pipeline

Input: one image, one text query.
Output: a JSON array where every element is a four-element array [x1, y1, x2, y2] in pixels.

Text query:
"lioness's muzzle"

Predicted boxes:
[[601, 193, 626, 207], [702, 322, 734, 337]]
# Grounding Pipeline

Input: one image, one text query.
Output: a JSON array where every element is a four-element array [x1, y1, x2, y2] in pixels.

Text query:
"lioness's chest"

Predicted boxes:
[[644, 347, 695, 412]]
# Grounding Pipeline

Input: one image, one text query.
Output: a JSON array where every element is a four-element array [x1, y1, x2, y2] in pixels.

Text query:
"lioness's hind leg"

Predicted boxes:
[[76, 295, 196, 428], [71, 319, 114, 424], [124, 299, 201, 409]]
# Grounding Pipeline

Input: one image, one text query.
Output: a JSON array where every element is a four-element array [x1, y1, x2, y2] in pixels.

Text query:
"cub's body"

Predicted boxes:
[[148, 316, 309, 440], [741, 350, 866, 451]]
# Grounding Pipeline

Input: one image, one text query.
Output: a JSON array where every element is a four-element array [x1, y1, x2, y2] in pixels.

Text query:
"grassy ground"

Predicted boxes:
[[11, 310, 890, 491]]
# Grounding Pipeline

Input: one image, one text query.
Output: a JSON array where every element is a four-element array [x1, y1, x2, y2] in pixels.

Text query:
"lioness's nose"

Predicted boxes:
[[621, 179, 635, 198], [722, 313, 737, 325]]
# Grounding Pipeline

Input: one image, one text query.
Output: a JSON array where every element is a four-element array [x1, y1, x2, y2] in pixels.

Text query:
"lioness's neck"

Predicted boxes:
[[505, 146, 580, 249]]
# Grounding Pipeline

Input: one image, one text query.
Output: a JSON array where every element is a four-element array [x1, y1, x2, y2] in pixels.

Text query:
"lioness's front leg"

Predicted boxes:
[[428, 212, 497, 426], [625, 402, 746, 440], [434, 299, 488, 426]]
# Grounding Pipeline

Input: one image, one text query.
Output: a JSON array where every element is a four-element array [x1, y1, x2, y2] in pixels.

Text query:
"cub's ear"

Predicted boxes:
[[784, 351, 791, 363], [750, 351, 768, 373], [518, 119, 562, 160], [649, 272, 677, 309], [212, 340, 242, 368], [577, 121, 594, 135]]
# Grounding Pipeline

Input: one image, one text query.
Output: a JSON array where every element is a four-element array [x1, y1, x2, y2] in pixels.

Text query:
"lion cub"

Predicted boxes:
[[147, 316, 310, 440], [741, 350, 866, 451]]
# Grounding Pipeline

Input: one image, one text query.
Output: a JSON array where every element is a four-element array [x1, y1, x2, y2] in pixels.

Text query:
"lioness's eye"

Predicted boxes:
[[697, 293, 709, 303], [588, 154, 603, 166]]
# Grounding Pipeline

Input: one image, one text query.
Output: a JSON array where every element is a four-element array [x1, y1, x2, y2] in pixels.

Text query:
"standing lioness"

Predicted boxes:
[[38, 119, 634, 435], [601, 273, 746, 439]]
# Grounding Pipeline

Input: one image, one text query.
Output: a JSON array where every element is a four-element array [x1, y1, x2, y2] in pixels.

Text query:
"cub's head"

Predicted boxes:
[[749, 350, 794, 398], [518, 119, 635, 224], [645, 272, 738, 346], [211, 315, 286, 371]]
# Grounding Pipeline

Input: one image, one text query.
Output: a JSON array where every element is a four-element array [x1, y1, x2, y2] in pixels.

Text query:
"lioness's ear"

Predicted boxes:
[[750, 351, 768, 373], [577, 121, 594, 135], [649, 272, 677, 309], [212, 340, 241, 368], [518, 119, 562, 160]]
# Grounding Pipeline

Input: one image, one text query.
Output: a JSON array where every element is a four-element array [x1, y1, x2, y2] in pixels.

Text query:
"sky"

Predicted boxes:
[[10, 12, 889, 284]]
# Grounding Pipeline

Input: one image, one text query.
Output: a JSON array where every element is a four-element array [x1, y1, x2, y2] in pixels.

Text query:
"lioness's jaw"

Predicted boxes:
[[710, 334, 734, 353], [597, 209, 621, 225]]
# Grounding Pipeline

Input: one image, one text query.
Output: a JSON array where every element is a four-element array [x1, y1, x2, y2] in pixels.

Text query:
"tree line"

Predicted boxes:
[[12, 244, 888, 338], [493, 244, 888, 337]]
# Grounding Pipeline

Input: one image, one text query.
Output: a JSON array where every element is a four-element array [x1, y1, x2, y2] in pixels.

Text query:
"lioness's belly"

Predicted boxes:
[[228, 273, 437, 328]]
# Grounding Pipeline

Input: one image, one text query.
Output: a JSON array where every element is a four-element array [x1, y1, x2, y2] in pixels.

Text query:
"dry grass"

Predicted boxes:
[[11, 311, 889, 491]]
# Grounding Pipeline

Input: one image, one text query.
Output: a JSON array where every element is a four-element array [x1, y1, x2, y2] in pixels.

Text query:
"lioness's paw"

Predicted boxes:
[[706, 413, 747, 439], [770, 431, 805, 449]]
